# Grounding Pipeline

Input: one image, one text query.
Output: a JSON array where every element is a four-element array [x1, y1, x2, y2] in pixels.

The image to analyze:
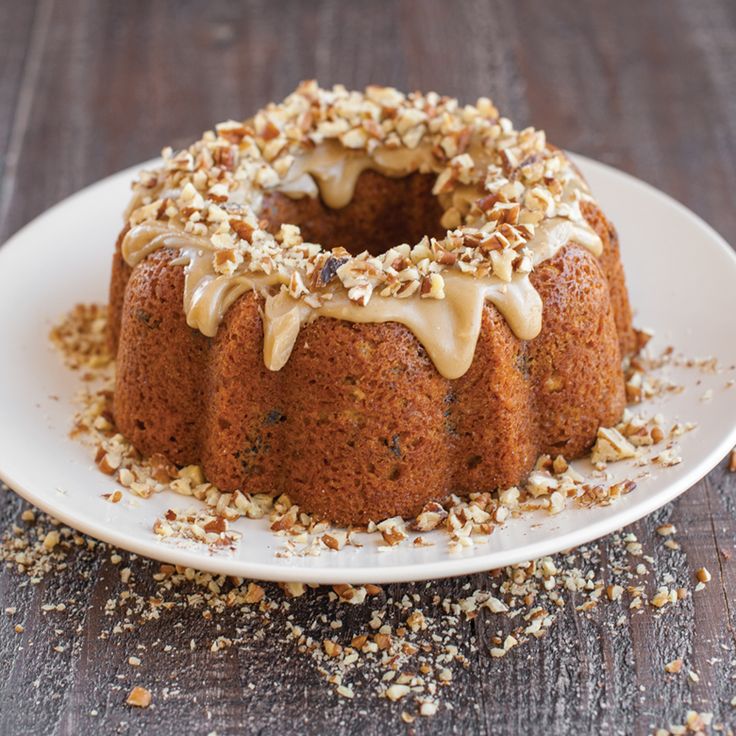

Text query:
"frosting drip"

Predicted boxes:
[[262, 271, 542, 379], [122, 213, 597, 380], [119, 84, 617, 379], [121, 78, 608, 385], [276, 140, 439, 209]]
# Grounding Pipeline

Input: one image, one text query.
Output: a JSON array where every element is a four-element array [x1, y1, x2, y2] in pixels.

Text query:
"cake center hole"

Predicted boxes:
[[261, 171, 446, 256]]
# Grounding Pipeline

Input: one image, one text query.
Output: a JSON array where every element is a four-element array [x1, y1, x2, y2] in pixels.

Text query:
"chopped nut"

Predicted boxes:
[[376, 517, 408, 547], [420, 273, 445, 300], [243, 582, 265, 604], [336, 684, 354, 699], [385, 684, 411, 701], [126, 686, 152, 708], [279, 581, 306, 598], [650, 588, 676, 609], [374, 633, 391, 650], [413, 502, 447, 532], [323, 639, 343, 658], [332, 584, 367, 605], [321, 534, 340, 550], [96, 451, 121, 475], [42, 531, 60, 551], [651, 449, 682, 467], [406, 610, 426, 632], [526, 471, 558, 497], [351, 635, 368, 649], [590, 427, 637, 464]]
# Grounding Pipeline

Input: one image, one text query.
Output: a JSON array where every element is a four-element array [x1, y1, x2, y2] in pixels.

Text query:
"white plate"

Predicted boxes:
[[1, 155, 735, 584]]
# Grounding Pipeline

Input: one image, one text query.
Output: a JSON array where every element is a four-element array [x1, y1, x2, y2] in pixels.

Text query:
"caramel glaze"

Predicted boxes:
[[121, 142, 602, 379]]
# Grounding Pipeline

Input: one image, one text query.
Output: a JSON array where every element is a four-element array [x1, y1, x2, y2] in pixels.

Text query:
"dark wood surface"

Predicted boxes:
[[1, 1, 736, 734]]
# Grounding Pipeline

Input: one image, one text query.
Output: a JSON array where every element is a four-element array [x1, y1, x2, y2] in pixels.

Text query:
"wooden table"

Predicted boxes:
[[1, 2, 735, 734]]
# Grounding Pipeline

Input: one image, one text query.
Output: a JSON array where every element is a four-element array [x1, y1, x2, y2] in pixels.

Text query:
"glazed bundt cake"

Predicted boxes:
[[108, 82, 637, 525]]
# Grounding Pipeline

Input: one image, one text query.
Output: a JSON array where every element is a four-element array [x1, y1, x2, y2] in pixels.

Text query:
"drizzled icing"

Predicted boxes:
[[120, 84, 604, 379], [123, 211, 598, 379], [276, 140, 440, 209]]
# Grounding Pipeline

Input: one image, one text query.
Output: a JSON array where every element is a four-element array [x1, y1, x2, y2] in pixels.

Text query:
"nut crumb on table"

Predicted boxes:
[[0, 247, 730, 727], [0, 490, 728, 724], [126, 686, 152, 708]]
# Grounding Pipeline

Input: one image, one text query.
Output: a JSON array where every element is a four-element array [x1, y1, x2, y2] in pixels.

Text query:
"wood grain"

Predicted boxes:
[[1, 1, 735, 734]]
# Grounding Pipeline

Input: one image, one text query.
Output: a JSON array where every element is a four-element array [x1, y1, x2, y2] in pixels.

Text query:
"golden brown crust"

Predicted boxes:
[[529, 245, 626, 458], [276, 318, 451, 522], [109, 174, 636, 525], [107, 226, 132, 356], [581, 200, 637, 357], [450, 305, 538, 494], [199, 291, 283, 495], [113, 249, 209, 465]]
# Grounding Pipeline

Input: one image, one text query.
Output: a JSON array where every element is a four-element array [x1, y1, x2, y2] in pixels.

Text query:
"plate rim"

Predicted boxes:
[[0, 152, 735, 584]]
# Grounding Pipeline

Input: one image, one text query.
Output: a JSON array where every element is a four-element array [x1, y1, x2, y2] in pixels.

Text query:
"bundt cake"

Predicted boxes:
[[108, 82, 637, 526]]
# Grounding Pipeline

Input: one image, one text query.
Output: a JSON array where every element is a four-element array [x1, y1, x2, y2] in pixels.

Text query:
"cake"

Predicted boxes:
[[108, 82, 637, 525]]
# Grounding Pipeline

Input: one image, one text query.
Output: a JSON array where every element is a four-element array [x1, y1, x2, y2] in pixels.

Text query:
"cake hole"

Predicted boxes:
[[135, 419, 146, 431], [260, 171, 445, 256], [467, 455, 482, 469], [388, 465, 402, 481], [218, 417, 231, 430]]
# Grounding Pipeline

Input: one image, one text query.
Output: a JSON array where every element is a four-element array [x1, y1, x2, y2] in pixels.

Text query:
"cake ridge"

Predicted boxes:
[[108, 83, 637, 524]]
